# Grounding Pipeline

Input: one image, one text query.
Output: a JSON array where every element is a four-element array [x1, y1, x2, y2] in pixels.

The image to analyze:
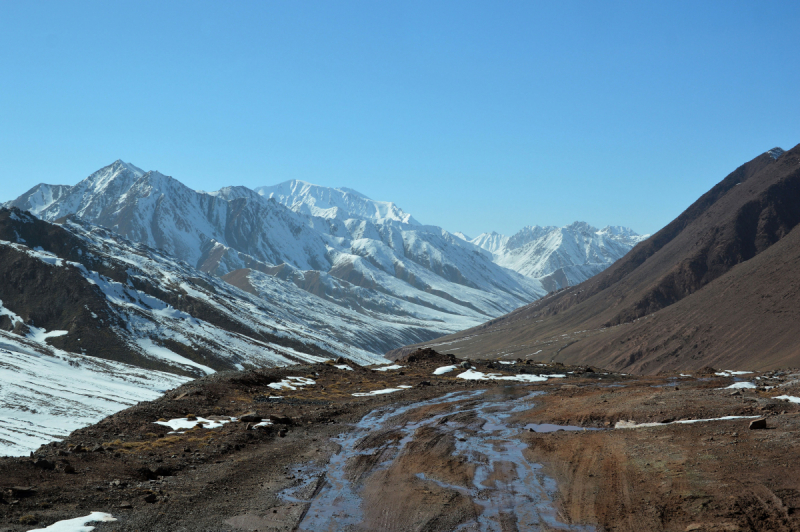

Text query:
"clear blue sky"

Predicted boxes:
[[1, 1, 798, 237]]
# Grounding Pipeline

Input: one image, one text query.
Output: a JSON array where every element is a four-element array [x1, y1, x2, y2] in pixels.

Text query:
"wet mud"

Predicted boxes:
[[285, 388, 593, 531]]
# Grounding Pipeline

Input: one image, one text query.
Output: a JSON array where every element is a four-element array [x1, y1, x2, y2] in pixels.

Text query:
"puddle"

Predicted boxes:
[[282, 389, 594, 531]]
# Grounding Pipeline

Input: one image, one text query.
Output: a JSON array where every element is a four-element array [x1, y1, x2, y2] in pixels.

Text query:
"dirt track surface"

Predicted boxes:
[[2, 351, 800, 531]]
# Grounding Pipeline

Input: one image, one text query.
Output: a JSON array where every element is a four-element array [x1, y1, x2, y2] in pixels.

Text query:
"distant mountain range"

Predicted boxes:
[[394, 146, 800, 374], [4, 162, 645, 355]]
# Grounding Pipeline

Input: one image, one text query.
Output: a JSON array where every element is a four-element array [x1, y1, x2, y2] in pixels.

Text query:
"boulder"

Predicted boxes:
[[238, 412, 262, 423]]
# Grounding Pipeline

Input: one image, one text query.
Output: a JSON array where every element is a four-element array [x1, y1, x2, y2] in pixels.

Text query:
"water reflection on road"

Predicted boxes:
[[282, 388, 595, 531]]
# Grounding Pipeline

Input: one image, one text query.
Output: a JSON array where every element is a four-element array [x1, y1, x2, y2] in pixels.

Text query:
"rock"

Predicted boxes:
[[31, 458, 55, 470], [9, 486, 36, 498], [91, 445, 105, 453], [485, 362, 495, 369], [729, 390, 742, 396], [749, 418, 767, 430], [62, 464, 76, 474], [18, 515, 38, 525], [143, 493, 158, 503], [418, 381, 431, 387], [238, 412, 262, 423], [278, 428, 288, 438], [460, 361, 471, 369], [186, 414, 197, 421], [119, 501, 133, 509]]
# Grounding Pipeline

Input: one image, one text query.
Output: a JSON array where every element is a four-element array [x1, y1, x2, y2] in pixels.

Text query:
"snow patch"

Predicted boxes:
[[456, 369, 564, 382], [154, 416, 233, 431], [615, 415, 761, 429], [775, 395, 800, 404], [373, 364, 404, 372], [724, 382, 756, 389], [352, 385, 413, 397], [28, 512, 117, 532], [268, 376, 316, 390]]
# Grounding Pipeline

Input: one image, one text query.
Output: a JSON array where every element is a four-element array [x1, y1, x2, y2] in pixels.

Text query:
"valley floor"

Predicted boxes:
[[1, 352, 799, 531]]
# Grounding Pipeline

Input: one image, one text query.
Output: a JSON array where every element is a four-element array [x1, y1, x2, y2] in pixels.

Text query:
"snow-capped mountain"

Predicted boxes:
[[255, 179, 419, 225], [4, 161, 646, 358], [0, 208, 385, 372], [470, 222, 649, 289]]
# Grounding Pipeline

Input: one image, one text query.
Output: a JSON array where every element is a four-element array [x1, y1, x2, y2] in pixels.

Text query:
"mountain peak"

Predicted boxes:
[[254, 181, 419, 225], [767, 147, 785, 160]]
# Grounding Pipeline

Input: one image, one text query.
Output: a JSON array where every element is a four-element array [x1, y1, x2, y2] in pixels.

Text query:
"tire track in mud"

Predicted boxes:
[[280, 388, 595, 531]]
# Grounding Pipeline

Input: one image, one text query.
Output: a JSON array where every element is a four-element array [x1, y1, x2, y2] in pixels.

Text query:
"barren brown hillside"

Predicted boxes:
[[390, 145, 800, 373]]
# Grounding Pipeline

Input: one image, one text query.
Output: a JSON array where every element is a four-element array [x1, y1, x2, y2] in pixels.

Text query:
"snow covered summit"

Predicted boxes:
[[255, 180, 420, 225]]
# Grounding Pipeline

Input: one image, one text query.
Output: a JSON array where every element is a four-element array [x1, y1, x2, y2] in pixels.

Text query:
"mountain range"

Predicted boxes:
[[393, 146, 800, 373], [0, 163, 644, 454], [4, 162, 645, 355]]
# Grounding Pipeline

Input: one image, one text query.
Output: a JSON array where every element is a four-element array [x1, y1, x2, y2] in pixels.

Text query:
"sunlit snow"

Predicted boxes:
[[28, 512, 117, 532], [352, 385, 413, 397]]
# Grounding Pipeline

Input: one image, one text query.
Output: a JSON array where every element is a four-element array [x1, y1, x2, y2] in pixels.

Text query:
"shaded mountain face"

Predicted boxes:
[[392, 146, 800, 374], [0, 208, 386, 376], [5, 163, 644, 356]]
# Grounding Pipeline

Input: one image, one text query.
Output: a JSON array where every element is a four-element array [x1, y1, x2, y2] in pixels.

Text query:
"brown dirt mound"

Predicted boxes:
[[396, 347, 457, 365]]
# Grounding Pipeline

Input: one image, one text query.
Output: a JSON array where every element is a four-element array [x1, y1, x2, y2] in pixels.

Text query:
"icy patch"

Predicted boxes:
[[457, 369, 564, 382], [724, 382, 756, 389], [334, 364, 353, 371], [615, 415, 760, 429], [135, 338, 215, 375], [251, 420, 273, 428], [154, 416, 233, 431], [352, 385, 413, 397], [775, 395, 800, 404], [28, 511, 116, 531], [268, 376, 316, 390], [27, 327, 68, 343], [433, 365, 458, 375], [715, 371, 752, 376], [373, 364, 404, 372], [29, 246, 64, 267], [498, 361, 516, 365]]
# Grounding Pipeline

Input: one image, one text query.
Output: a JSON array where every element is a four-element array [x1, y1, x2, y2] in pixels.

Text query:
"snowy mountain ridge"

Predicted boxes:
[[469, 222, 649, 287], [4, 161, 646, 357], [255, 179, 420, 225]]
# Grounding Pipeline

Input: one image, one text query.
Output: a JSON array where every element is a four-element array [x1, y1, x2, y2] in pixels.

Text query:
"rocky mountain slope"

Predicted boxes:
[[393, 146, 800, 374], [0, 208, 385, 373], [0, 208, 394, 454], [4, 163, 644, 355]]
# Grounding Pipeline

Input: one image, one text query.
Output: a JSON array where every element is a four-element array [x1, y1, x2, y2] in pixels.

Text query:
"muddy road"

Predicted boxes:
[[288, 388, 591, 531]]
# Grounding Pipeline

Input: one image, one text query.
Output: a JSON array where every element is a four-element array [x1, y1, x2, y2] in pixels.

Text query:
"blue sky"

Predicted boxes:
[[1, 1, 798, 237]]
